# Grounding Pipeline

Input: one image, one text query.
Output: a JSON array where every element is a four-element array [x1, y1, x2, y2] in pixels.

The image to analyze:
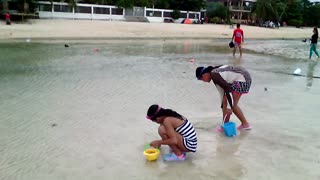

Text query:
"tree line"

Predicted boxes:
[[2, 0, 319, 26], [207, 0, 319, 27]]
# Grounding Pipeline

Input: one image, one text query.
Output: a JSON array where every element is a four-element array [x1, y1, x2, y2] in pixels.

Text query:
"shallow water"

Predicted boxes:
[[0, 39, 320, 180]]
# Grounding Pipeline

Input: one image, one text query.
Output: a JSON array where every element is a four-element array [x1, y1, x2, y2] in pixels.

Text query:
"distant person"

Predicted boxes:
[[231, 23, 244, 57], [309, 27, 319, 60], [5, 12, 11, 25], [146, 104, 197, 161], [195, 65, 252, 130]]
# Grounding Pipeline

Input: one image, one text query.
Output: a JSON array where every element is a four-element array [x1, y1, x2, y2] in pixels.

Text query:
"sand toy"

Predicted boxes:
[[143, 144, 160, 161]]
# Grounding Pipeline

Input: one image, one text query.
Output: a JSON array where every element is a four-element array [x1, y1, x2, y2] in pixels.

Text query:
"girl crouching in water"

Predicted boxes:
[[146, 104, 197, 161]]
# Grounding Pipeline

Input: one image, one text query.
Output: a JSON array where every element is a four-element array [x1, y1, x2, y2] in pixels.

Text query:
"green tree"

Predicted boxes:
[[284, 0, 303, 26], [255, 0, 274, 20], [153, 0, 171, 9], [169, 0, 205, 11], [115, 0, 134, 8], [272, 0, 287, 21], [206, 2, 226, 19], [308, 3, 320, 26]]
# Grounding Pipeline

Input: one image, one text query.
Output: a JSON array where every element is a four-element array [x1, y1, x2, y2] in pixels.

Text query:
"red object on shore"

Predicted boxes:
[[5, 13, 10, 19], [5, 13, 11, 25]]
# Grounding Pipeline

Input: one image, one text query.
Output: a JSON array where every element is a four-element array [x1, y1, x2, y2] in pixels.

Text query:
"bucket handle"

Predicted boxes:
[[221, 113, 230, 126]]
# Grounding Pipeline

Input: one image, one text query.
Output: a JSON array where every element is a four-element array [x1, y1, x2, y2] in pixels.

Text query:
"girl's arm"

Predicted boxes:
[[211, 73, 234, 109], [154, 118, 178, 146]]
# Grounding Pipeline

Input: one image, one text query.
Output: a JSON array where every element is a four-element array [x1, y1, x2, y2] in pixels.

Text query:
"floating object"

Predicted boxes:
[[221, 122, 237, 137], [51, 123, 57, 127], [64, 44, 69, 48], [264, 87, 267, 91], [93, 48, 99, 52], [189, 58, 195, 63], [26, 39, 31, 43], [144, 148, 160, 161], [293, 68, 301, 75]]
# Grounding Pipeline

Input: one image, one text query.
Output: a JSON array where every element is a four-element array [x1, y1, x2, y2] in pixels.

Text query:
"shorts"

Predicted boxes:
[[230, 81, 251, 94], [234, 42, 242, 47]]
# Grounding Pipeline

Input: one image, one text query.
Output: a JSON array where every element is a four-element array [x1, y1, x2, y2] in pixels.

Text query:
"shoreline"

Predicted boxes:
[[0, 37, 304, 44], [0, 19, 314, 42]]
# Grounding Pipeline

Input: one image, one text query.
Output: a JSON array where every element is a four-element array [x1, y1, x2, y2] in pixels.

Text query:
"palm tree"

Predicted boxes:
[[255, 0, 274, 21], [2, 0, 9, 13], [272, 0, 287, 22]]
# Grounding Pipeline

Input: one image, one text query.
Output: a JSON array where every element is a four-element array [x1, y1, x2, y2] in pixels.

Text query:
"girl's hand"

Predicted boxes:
[[150, 140, 161, 148], [226, 108, 233, 115]]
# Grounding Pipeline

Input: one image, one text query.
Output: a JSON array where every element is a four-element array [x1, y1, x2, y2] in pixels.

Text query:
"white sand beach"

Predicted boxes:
[[0, 19, 314, 40]]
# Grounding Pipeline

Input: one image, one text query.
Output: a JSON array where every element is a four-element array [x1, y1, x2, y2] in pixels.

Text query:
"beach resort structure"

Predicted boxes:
[[207, 0, 257, 22], [2, 0, 256, 23], [36, 1, 201, 23]]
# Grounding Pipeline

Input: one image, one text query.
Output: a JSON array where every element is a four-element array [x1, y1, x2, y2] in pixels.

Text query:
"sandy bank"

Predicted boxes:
[[0, 19, 314, 41]]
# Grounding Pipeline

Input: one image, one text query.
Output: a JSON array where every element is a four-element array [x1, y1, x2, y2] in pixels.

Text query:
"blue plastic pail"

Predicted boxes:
[[221, 122, 237, 137]]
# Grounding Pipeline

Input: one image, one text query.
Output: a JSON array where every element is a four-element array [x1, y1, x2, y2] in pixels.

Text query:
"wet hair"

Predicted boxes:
[[195, 66, 215, 80], [237, 23, 240, 28], [146, 104, 184, 121], [314, 27, 318, 36]]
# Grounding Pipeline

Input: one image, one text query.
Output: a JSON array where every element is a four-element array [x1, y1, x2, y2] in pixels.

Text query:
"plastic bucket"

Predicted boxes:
[[144, 148, 160, 161], [222, 122, 237, 137]]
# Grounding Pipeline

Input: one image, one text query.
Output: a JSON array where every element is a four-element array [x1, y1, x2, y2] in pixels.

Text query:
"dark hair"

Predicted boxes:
[[237, 23, 240, 28], [314, 27, 318, 36], [147, 104, 184, 121], [195, 66, 215, 80]]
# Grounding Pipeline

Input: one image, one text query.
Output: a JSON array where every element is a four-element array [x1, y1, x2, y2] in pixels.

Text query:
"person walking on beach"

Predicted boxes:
[[309, 27, 319, 60], [146, 104, 197, 161], [231, 23, 244, 57], [5, 12, 11, 25], [195, 65, 252, 130]]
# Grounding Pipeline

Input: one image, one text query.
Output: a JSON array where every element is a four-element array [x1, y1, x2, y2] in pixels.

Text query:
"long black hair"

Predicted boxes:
[[147, 104, 184, 121], [314, 27, 318, 37]]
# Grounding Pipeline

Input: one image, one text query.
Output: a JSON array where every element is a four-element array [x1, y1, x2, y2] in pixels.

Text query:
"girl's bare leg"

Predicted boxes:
[[158, 125, 188, 156], [232, 92, 250, 127]]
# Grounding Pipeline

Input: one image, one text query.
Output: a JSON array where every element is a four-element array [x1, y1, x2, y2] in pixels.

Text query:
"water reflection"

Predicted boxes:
[[306, 60, 318, 87], [215, 131, 250, 179], [231, 56, 244, 66]]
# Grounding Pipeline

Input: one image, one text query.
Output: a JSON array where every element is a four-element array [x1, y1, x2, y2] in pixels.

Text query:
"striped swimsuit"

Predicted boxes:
[[175, 119, 197, 152]]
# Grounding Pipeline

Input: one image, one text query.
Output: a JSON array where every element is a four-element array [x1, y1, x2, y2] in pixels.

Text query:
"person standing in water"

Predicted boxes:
[[195, 65, 252, 130], [231, 23, 244, 57], [5, 12, 11, 25], [146, 104, 197, 161], [309, 27, 319, 60]]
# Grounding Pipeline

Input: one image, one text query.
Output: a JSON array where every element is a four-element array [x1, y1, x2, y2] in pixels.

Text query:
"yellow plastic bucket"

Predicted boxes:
[[143, 148, 160, 161]]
